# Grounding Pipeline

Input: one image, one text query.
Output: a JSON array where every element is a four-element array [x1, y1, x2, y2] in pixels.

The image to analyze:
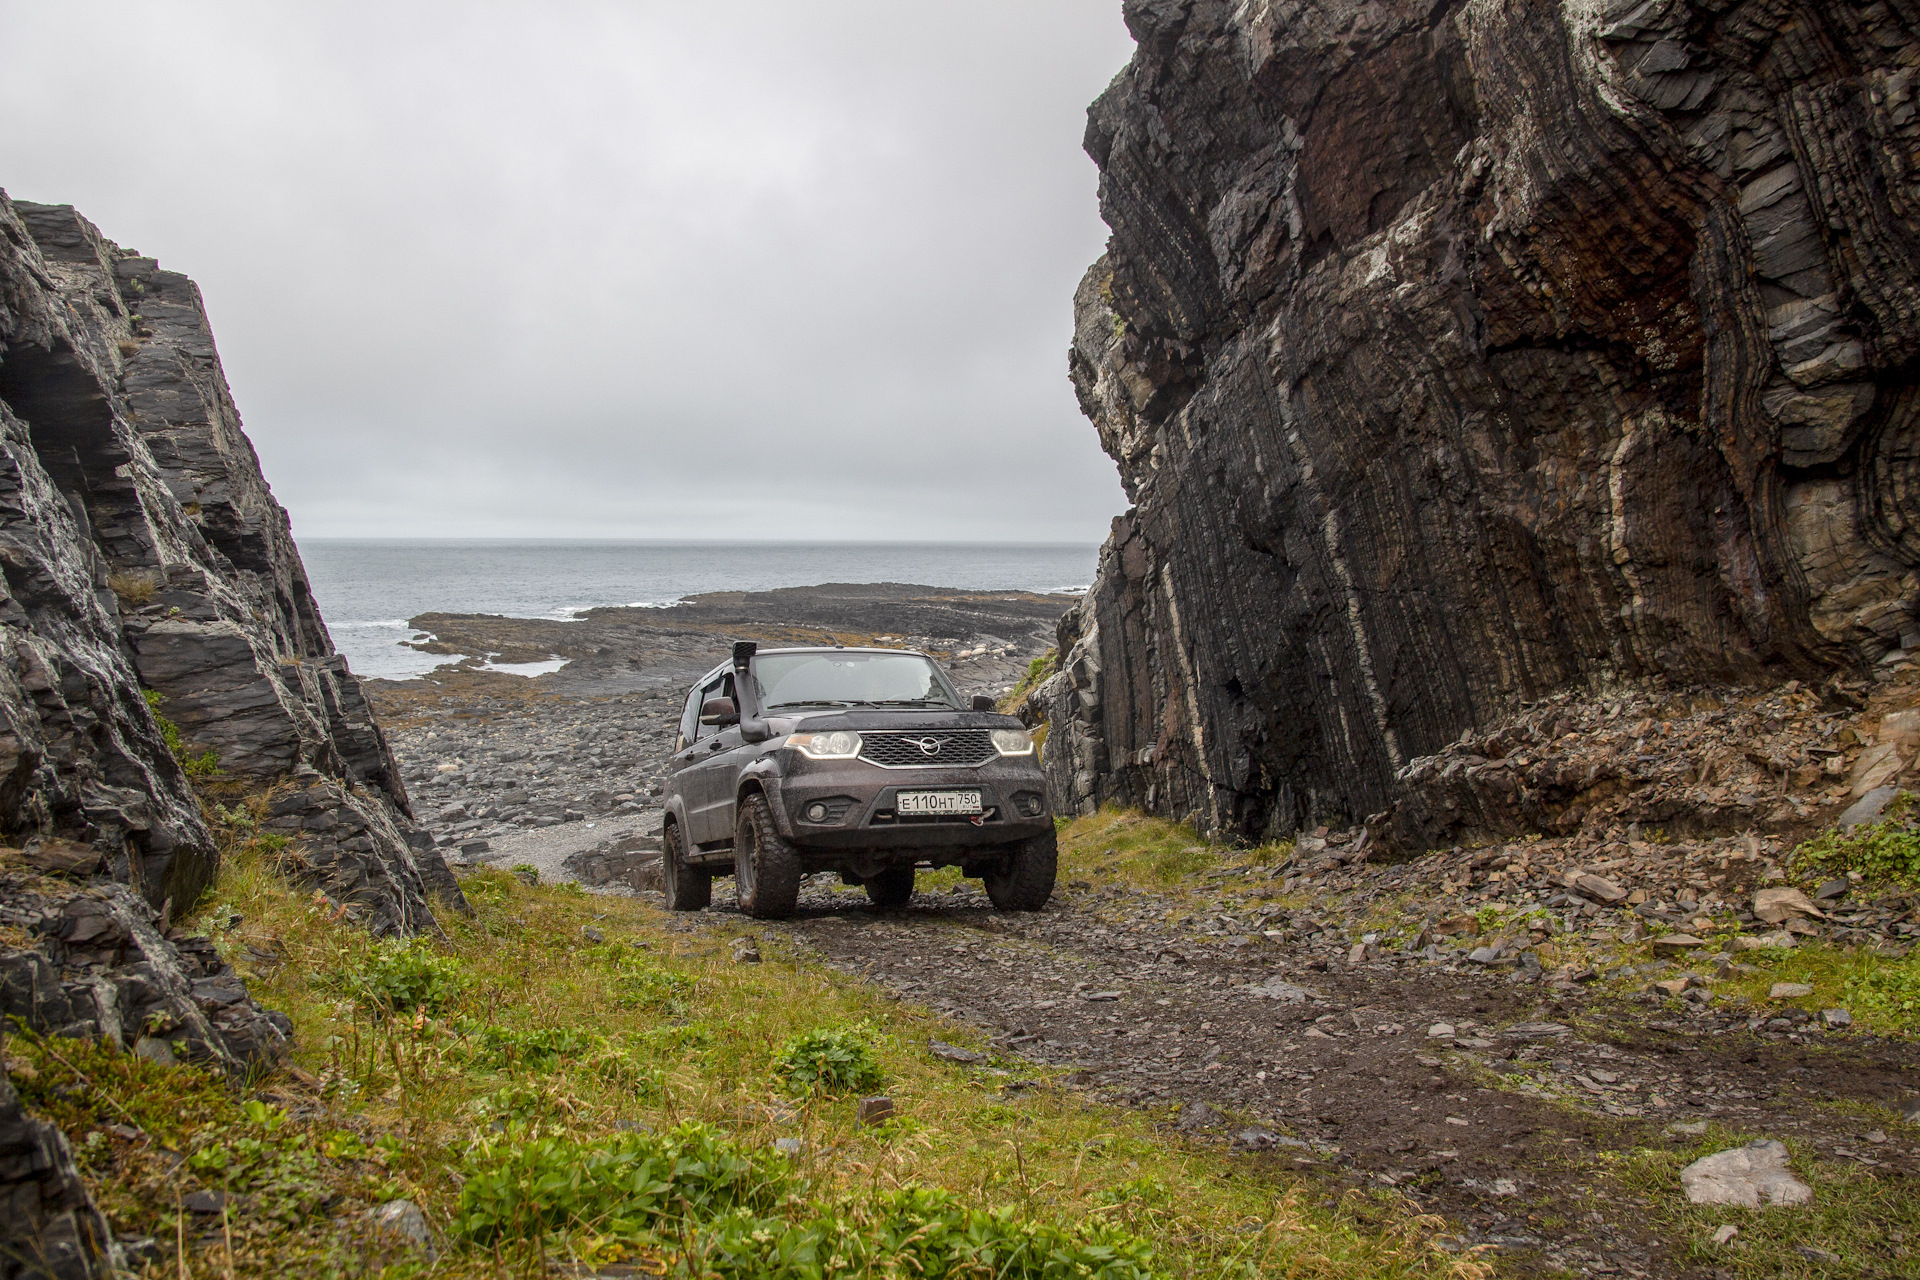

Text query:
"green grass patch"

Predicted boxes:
[[1791, 794, 1920, 888], [1610, 1128, 1920, 1277], [4, 810, 1497, 1278], [1713, 942, 1920, 1038]]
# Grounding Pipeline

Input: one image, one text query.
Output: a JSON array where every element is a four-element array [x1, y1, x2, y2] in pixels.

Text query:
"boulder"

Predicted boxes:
[[1753, 887, 1823, 925], [1679, 1140, 1813, 1207]]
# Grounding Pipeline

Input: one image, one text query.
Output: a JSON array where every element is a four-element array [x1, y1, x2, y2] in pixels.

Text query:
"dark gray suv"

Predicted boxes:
[[659, 642, 1056, 918]]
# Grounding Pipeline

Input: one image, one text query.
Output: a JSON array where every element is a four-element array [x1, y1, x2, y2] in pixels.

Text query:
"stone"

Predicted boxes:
[[1813, 878, 1850, 901], [1241, 976, 1315, 1002], [857, 1096, 896, 1125], [1574, 875, 1630, 905], [1233, 1127, 1280, 1151], [0, 1025, 114, 1278], [183, 1189, 228, 1214], [1711, 1225, 1738, 1246], [580, 926, 604, 943], [1427, 1022, 1456, 1038], [1668, 1121, 1710, 1136], [929, 1040, 985, 1063], [366, 1199, 436, 1257], [1770, 982, 1815, 999], [1500, 1022, 1570, 1039], [1753, 888, 1823, 925], [1652, 933, 1706, 955], [774, 1137, 804, 1155], [1679, 1140, 1813, 1207], [1082, 990, 1122, 1002], [1468, 946, 1504, 964], [729, 938, 761, 964], [1837, 787, 1902, 829], [1821, 1008, 1852, 1028]]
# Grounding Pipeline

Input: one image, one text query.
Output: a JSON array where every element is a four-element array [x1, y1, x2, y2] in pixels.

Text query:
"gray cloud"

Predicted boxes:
[[0, 1, 1134, 540]]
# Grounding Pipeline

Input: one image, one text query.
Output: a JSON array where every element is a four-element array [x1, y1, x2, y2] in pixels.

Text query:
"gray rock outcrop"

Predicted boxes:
[[0, 190, 461, 930], [0, 1026, 113, 1280], [1044, 1, 1920, 840]]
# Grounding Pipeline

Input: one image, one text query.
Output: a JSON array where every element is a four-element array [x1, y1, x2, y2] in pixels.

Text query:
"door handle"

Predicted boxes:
[[708, 740, 726, 752]]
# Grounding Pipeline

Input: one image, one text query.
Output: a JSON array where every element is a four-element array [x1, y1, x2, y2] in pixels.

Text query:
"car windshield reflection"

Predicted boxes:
[[755, 652, 961, 710]]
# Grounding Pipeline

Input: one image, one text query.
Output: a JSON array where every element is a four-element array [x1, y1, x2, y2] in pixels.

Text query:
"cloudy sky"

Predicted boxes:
[[0, 2, 1136, 542]]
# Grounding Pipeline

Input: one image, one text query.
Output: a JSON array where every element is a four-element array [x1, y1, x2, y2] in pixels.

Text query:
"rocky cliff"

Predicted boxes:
[[1043, 0, 1920, 843], [0, 191, 460, 936]]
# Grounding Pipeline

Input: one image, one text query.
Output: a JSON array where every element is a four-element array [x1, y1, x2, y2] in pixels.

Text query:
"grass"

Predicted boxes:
[[1607, 1126, 1920, 1277], [5, 804, 1491, 1279], [1791, 793, 1920, 888], [998, 649, 1058, 714]]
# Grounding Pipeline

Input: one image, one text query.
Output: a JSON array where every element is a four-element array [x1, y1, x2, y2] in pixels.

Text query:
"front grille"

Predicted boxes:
[[858, 728, 997, 769]]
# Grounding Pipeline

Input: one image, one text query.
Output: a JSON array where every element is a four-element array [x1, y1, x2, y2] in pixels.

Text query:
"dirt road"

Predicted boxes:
[[656, 872, 1918, 1280]]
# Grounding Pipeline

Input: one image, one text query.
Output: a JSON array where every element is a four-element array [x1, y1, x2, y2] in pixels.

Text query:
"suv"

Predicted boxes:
[[659, 642, 1056, 918]]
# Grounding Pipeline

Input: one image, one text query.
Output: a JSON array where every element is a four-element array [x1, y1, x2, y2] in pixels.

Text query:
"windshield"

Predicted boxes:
[[753, 651, 962, 710]]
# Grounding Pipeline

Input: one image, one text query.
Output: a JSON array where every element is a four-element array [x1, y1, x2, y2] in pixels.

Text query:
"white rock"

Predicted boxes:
[[367, 1199, 437, 1256], [1769, 982, 1815, 999], [1679, 1140, 1812, 1208], [1428, 1022, 1456, 1038]]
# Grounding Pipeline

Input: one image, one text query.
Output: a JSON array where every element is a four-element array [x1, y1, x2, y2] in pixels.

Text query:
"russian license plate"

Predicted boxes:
[[896, 789, 983, 816]]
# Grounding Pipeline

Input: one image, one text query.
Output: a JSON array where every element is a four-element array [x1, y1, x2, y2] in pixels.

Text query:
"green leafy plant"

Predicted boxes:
[[773, 1025, 885, 1096], [325, 939, 468, 1014], [451, 1122, 790, 1244], [1843, 953, 1920, 1028], [454, 1021, 599, 1071], [142, 689, 220, 775], [1794, 795, 1920, 886]]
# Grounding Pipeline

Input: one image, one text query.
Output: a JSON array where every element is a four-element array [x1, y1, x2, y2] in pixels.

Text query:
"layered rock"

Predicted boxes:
[[1045, 0, 1920, 842], [0, 190, 460, 932], [0, 1025, 113, 1280]]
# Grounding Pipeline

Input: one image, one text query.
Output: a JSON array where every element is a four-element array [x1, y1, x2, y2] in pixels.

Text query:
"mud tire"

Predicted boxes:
[[983, 827, 1057, 912], [863, 864, 916, 910], [661, 821, 711, 911], [734, 793, 802, 919]]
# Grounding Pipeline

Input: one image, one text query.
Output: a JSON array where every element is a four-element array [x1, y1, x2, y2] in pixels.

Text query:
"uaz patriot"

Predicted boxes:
[[658, 642, 1055, 919]]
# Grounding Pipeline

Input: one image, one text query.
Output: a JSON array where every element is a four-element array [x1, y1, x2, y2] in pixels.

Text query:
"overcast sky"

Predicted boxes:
[[0, 2, 1135, 542]]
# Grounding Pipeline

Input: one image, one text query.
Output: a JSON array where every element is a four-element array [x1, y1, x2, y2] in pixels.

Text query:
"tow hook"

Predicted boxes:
[[969, 814, 985, 827]]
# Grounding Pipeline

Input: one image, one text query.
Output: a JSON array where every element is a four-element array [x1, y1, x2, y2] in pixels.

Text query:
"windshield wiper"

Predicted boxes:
[[765, 699, 860, 709], [869, 699, 959, 708]]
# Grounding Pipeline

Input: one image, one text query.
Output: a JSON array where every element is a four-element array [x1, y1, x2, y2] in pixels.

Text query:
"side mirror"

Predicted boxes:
[[971, 695, 995, 712], [699, 696, 738, 726]]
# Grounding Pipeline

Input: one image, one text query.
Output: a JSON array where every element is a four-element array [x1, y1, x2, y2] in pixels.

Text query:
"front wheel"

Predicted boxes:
[[734, 793, 801, 919], [983, 828, 1057, 912], [863, 864, 915, 910], [661, 821, 710, 911]]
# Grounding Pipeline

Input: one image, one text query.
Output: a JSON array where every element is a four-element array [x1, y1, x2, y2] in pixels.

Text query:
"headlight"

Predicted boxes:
[[786, 731, 862, 759], [991, 728, 1034, 756]]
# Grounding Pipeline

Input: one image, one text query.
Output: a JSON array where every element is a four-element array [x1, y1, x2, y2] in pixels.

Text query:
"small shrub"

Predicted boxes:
[[455, 1021, 599, 1071], [326, 939, 468, 1014], [609, 961, 695, 1013], [108, 570, 158, 604], [693, 1188, 1158, 1280], [1793, 797, 1920, 886], [451, 1121, 789, 1244], [773, 1025, 884, 1096]]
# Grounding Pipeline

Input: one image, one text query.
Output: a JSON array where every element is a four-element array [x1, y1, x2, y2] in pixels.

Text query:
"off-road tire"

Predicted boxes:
[[661, 821, 710, 911], [734, 793, 802, 919], [863, 864, 916, 910], [984, 827, 1057, 912]]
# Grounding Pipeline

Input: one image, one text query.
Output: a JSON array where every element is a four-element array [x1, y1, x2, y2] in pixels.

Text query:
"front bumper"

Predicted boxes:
[[766, 755, 1052, 852]]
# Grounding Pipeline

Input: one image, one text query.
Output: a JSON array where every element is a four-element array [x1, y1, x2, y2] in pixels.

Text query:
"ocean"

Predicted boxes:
[[298, 539, 1101, 681]]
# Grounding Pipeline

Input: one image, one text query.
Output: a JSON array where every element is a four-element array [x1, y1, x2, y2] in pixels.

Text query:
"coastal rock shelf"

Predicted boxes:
[[1043, 0, 1920, 841], [365, 583, 1070, 870]]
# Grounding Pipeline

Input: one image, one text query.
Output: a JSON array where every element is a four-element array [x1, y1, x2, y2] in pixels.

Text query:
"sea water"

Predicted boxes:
[[299, 539, 1100, 680]]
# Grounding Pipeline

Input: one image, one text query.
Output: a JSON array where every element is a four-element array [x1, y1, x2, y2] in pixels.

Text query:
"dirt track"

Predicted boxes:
[[652, 874, 1919, 1280]]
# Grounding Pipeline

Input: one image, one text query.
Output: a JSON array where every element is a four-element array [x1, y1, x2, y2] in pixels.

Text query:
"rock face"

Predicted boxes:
[[0, 190, 460, 932], [0, 1026, 113, 1280], [1044, 0, 1920, 840]]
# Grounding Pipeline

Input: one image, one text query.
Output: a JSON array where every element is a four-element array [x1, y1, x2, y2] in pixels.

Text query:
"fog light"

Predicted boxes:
[[806, 803, 828, 822]]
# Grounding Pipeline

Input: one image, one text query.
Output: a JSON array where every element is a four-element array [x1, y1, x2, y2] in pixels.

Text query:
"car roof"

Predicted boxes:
[[693, 646, 933, 684]]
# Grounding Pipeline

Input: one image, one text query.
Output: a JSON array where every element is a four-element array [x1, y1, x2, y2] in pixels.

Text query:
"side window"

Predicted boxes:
[[691, 674, 734, 742], [677, 687, 701, 750]]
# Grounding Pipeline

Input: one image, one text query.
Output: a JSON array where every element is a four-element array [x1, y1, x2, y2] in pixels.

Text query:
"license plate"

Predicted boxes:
[[896, 789, 983, 816]]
